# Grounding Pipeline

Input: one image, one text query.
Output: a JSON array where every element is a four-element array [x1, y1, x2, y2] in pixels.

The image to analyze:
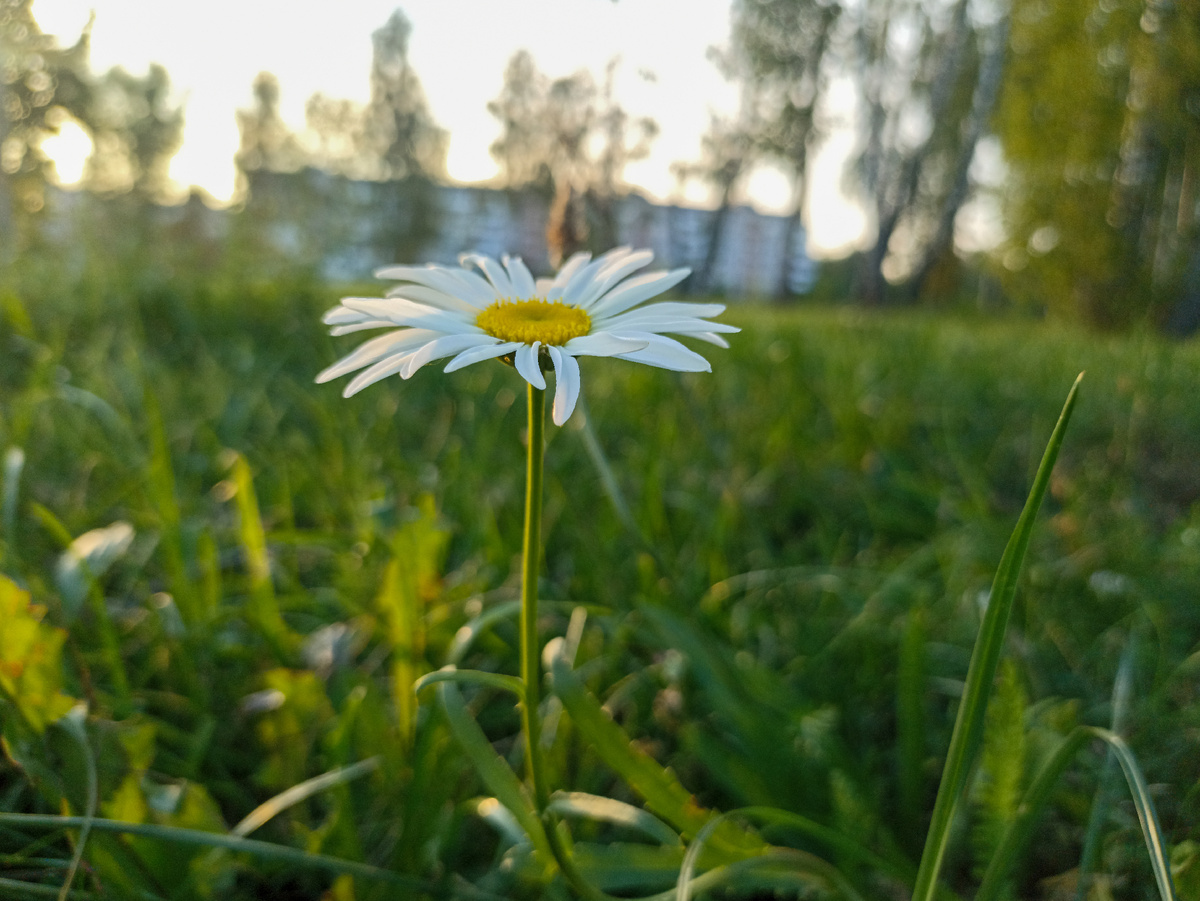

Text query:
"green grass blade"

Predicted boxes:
[[142, 383, 198, 628], [231, 756, 380, 837], [444, 600, 521, 666], [0, 876, 103, 900], [548, 792, 682, 846], [227, 453, 292, 660], [977, 726, 1177, 901], [54, 709, 96, 901], [897, 605, 928, 848], [548, 652, 760, 856], [415, 667, 526, 699], [1077, 625, 1139, 900], [1090, 728, 1178, 901], [435, 682, 553, 864], [0, 813, 434, 891], [975, 727, 1093, 901], [677, 813, 866, 901], [912, 373, 1083, 901]]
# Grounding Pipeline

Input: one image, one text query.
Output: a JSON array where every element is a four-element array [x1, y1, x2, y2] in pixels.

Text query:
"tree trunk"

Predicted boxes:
[[693, 180, 735, 296], [774, 163, 809, 301], [908, 13, 1011, 299], [1167, 240, 1200, 336]]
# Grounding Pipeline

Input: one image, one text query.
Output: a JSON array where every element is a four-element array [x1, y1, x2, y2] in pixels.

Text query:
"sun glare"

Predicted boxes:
[[41, 117, 92, 186]]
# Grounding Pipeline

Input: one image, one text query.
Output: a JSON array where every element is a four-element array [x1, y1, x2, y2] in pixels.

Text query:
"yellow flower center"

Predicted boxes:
[[476, 298, 591, 346]]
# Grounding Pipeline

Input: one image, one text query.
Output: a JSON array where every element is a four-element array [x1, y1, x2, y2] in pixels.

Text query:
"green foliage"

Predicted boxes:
[[0, 274, 1196, 897], [995, 0, 1200, 329]]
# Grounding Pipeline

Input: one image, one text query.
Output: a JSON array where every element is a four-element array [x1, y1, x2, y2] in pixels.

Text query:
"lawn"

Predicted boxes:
[[1, 278, 1197, 899]]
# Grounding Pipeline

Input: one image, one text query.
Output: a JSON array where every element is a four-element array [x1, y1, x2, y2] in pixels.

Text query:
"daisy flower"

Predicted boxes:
[[316, 246, 737, 425]]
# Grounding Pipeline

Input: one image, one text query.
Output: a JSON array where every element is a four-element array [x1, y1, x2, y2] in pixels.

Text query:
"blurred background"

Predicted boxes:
[[2, 3, 1200, 898], [5, 0, 1198, 330]]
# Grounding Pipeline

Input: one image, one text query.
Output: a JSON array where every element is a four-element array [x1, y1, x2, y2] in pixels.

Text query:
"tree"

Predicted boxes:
[[587, 58, 658, 250], [729, 0, 1006, 305], [84, 63, 184, 200], [487, 50, 553, 193], [672, 109, 757, 295], [361, 10, 447, 182], [993, 0, 1200, 330], [729, 0, 837, 296], [0, 0, 92, 257], [487, 51, 658, 263], [234, 72, 304, 195]]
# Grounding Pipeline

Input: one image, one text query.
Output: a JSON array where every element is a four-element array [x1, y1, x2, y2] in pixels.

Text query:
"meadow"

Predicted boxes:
[[0, 274, 1198, 900]]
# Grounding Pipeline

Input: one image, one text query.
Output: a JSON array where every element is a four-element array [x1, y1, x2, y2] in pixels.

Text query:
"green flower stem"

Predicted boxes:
[[521, 384, 551, 811], [521, 385, 612, 901]]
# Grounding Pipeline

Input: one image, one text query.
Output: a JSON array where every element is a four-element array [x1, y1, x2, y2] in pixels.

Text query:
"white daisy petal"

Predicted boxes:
[[400, 334, 494, 379], [691, 332, 731, 348], [376, 265, 495, 307], [545, 251, 591, 297], [514, 341, 546, 389], [503, 255, 538, 298], [563, 333, 649, 357], [598, 301, 727, 320], [344, 349, 425, 396], [317, 329, 439, 383], [323, 305, 373, 326], [561, 252, 621, 304], [385, 284, 482, 314], [574, 249, 655, 309], [598, 315, 741, 335], [462, 253, 515, 297], [344, 298, 476, 334], [329, 319, 396, 336], [547, 346, 581, 426], [435, 267, 503, 306], [587, 268, 692, 318], [613, 332, 712, 372], [444, 340, 522, 373]]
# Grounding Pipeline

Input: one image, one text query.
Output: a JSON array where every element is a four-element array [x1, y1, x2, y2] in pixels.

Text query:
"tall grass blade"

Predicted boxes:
[[550, 653, 730, 847], [142, 384, 199, 627], [0, 876, 104, 900], [435, 682, 553, 864], [911, 373, 1083, 901], [677, 812, 866, 901], [0, 813, 436, 892], [1091, 728, 1177, 901], [976, 726, 1177, 901], [1077, 625, 1139, 900], [54, 708, 95, 901], [415, 666, 525, 698], [379, 502, 445, 745], [231, 757, 380, 837], [897, 605, 927, 847], [548, 792, 682, 846], [227, 454, 291, 660], [975, 727, 1092, 901]]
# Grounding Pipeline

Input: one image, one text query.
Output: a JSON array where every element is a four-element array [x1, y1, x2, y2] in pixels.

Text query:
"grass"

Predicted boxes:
[[0, 274, 1198, 899]]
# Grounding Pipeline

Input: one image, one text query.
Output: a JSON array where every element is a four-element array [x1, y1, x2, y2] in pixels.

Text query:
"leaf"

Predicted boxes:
[[0, 575, 76, 732], [436, 682, 553, 865], [548, 652, 762, 859], [548, 791, 682, 846], [53, 521, 134, 622], [912, 373, 1083, 901]]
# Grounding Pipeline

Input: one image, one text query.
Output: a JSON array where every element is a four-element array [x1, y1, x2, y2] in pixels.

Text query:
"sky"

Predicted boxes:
[[34, 0, 869, 255]]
